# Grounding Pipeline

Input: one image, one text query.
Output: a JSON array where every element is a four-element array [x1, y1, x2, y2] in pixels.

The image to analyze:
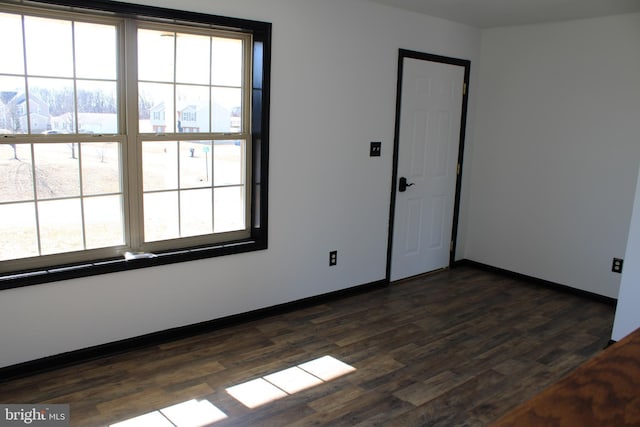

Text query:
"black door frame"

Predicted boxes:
[[385, 49, 471, 281]]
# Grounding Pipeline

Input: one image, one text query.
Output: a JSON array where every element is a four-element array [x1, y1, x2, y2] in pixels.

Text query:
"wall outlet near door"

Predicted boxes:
[[329, 250, 337, 266], [612, 258, 624, 273]]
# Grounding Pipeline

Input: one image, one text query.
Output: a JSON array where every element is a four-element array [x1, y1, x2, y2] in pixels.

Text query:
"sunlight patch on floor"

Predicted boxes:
[[109, 355, 355, 426], [109, 399, 227, 427], [226, 378, 289, 409], [110, 410, 174, 427], [160, 399, 228, 426], [225, 355, 356, 409], [264, 366, 324, 394], [299, 355, 357, 381]]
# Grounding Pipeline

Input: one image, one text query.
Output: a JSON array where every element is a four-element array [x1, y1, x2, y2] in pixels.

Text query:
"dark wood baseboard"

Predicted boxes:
[[453, 259, 617, 306], [0, 279, 388, 383]]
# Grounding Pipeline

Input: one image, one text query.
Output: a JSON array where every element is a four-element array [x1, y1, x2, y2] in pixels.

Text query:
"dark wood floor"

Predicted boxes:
[[0, 266, 614, 426]]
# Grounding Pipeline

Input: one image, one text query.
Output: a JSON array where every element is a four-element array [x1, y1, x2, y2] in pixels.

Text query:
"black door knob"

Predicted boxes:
[[399, 177, 415, 192]]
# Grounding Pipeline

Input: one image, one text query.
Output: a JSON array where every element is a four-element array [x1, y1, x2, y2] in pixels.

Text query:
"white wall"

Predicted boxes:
[[465, 14, 640, 298], [612, 163, 640, 341], [0, 0, 480, 368]]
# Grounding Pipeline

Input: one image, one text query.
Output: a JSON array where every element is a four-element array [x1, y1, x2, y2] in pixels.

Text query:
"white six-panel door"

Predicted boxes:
[[390, 57, 465, 281]]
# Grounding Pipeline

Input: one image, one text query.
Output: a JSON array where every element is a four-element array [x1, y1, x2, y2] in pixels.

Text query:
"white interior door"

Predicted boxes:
[[390, 57, 465, 281]]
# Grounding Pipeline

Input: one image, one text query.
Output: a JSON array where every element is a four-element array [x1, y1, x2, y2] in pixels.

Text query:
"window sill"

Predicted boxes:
[[0, 238, 267, 291]]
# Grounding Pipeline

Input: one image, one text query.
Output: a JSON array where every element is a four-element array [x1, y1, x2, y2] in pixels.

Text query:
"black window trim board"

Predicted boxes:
[[0, 0, 271, 291]]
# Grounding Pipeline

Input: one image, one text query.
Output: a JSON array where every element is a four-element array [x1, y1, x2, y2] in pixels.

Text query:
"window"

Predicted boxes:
[[0, 1, 270, 287], [181, 111, 196, 122]]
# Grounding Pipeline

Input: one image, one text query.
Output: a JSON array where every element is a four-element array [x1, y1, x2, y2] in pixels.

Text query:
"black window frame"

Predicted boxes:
[[0, 0, 271, 291]]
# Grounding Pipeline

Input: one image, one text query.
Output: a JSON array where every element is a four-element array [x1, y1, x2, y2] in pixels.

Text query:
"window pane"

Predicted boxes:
[[0, 202, 38, 261], [214, 186, 244, 233], [77, 80, 118, 133], [0, 76, 27, 134], [211, 87, 241, 133], [0, 12, 25, 75], [180, 141, 211, 189], [81, 142, 121, 195], [33, 143, 80, 199], [139, 82, 174, 133], [144, 191, 178, 242], [211, 37, 242, 87], [29, 78, 74, 133], [1, 144, 33, 202], [176, 33, 210, 85], [75, 22, 117, 80], [84, 195, 124, 249], [177, 85, 209, 133], [142, 141, 178, 191], [214, 140, 243, 186], [24, 16, 73, 78], [38, 198, 83, 255], [180, 188, 212, 237], [138, 29, 175, 82]]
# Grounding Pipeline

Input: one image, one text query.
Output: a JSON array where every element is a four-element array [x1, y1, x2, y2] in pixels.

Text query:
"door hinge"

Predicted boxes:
[[457, 163, 461, 175], [450, 240, 454, 252], [463, 82, 467, 96]]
